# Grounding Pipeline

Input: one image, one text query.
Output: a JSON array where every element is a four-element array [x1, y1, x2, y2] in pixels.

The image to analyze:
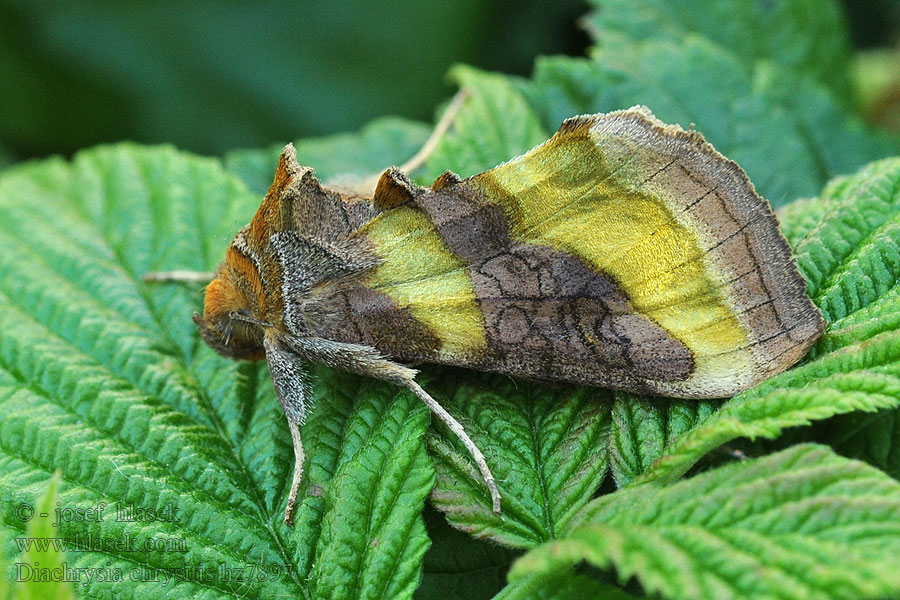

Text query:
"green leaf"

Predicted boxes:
[[0, 536, 7, 600], [579, 0, 900, 190], [511, 445, 900, 600], [776, 195, 834, 250], [524, 41, 897, 207], [789, 157, 900, 481], [753, 65, 899, 194], [0, 144, 433, 599], [814, 408, 900, 481], [415, 506, 518, 600], [583, 0, 853, 96], [426, 371, 611, 549], [635, 329, 900, 487], [609, 394, 719, 486], [495, 569, 642, 600], [633, 158, 900, 487], [310, 373, 435, 600], [525, 44, 818, 206], [792, 158, 900, 326], [12, 472, 76, 600], [227, 64, 548, 197], [421, 65, 548, 182], [226, 116, 432, 195]]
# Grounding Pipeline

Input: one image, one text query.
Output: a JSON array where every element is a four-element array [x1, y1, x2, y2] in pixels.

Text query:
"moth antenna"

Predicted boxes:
[[396, 88, 469, 175], [142, 270, 215, 284], [284, 421, 305, 525], [349, 88, 470, 197], [405, 379, 501, 514]]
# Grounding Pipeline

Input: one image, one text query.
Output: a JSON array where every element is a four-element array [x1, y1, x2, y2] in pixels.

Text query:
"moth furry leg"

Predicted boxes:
[[141, 270, 216, 283], [285, 335, 503, 515], [404, 379, 502, 515], [264, 336, 313, 525]]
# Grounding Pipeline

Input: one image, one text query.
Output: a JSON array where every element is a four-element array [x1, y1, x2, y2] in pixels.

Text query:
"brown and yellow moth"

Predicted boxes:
[[188, 106, 824, 523]]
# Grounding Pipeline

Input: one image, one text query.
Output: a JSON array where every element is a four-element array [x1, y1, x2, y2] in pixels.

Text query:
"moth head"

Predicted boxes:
[[193, 259, 268, 361]]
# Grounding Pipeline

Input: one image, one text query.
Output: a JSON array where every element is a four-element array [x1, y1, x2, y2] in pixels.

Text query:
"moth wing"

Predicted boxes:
[[354, 107, 823, 398], [355, 196, 697, 396]]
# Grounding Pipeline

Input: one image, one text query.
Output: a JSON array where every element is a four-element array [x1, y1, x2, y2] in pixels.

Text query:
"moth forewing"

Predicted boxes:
[[190, 105, 824, 523]]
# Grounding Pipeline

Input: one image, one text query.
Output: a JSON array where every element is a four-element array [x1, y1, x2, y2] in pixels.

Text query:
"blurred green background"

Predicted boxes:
[[1, 0, 898, 162]]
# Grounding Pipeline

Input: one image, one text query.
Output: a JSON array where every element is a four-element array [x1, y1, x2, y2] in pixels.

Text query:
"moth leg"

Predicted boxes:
[[264, 336, 313, 525], [284, 420, 305, 525], [404, 378, 502, 515], [349, 89, 469, 196], [141, 270, 215, 284], [285, 335, 503, 515]]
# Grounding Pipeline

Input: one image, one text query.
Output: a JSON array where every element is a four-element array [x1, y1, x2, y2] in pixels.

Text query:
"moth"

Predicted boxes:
[[189, 106, 824, 523]]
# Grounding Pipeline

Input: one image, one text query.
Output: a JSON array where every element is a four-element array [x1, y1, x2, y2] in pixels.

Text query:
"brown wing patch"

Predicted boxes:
[[472, 246, 693, 386], [414, 184, 512, 263], [312, 286, 443, 362]]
